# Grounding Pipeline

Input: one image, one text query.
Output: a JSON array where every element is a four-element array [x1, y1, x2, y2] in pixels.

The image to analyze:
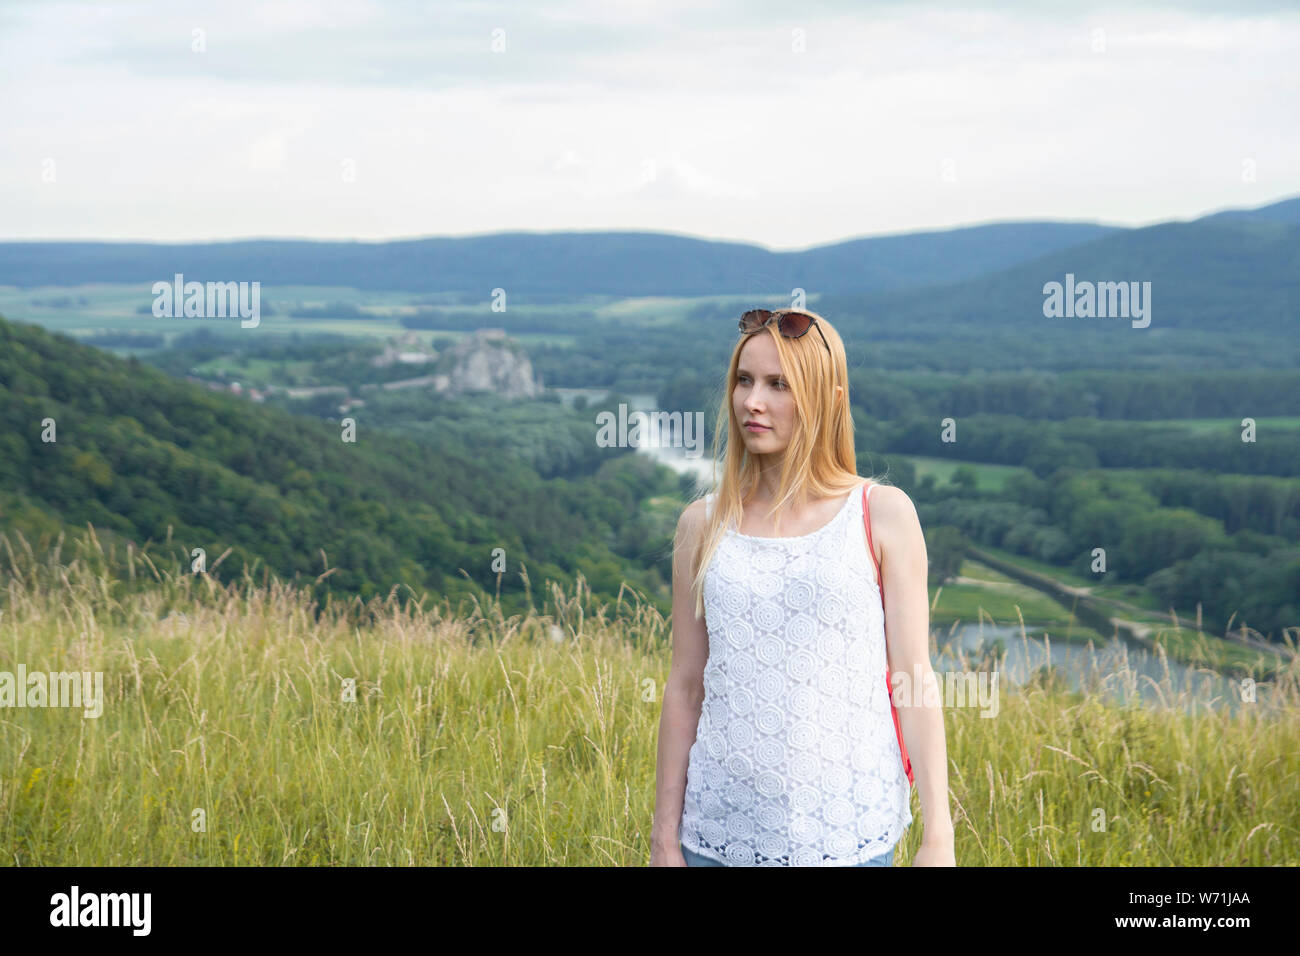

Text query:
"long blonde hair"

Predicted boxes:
[[685, 307, 884, 618]]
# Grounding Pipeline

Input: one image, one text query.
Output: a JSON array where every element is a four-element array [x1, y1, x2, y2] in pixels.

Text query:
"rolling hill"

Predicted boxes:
[[0, 223, 1121, 296], [0, 315, 675, 609], [819, 199, 1300, 337]]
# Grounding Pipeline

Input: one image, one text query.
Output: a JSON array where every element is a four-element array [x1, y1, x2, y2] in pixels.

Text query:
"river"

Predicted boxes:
[[556, 386, 1284, 716], [933, 622, 1278, 717]]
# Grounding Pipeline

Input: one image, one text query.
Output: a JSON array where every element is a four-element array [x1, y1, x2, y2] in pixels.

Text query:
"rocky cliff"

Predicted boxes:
[[433, 328, 542, 399]]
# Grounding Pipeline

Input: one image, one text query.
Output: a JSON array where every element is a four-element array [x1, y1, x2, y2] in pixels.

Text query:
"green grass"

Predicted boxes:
[[901, 456, 1029, 492], [192, 357, 316, 386], [2, 528, 1296, 866], [0, 284, 593, 346], [957, 559, 1016, 584], [977, 544, 1097, 588], [0, 283, 791, 340], [967, 547, 1292, 680], [929, 582, 1093, 636], [1089, 582, 1166, 612], [1140, 417, 1300, 433], [1120, 622, 1291, 679]]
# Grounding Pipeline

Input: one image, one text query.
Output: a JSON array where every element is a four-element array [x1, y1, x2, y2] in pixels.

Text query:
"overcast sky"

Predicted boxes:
[[3, 0, 1298, 249]]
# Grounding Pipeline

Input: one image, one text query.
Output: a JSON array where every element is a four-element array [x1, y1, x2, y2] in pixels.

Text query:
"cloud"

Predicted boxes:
[[0, 0, 1297, 245], [633, 155, 758, 201]]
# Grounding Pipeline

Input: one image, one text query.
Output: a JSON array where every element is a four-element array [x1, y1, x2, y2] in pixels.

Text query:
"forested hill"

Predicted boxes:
[[818, 200, 1300, 337], [0, 222, 1119, 296], [0, 316, 674, 609]]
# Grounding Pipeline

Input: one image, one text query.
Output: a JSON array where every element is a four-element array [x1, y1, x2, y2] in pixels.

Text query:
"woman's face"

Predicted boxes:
[[733, 332, 795, 456]]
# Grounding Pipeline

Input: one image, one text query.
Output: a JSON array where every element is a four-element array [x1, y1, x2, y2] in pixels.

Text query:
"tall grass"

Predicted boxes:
[[1, 527, 1296, 865]]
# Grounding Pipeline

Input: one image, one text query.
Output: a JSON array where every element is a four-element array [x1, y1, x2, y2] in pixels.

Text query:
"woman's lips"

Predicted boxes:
[[745, 423, 770, 432]]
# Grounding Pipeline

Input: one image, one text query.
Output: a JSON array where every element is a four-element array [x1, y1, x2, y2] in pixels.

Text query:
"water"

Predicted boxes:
[[558, 387, 717, 489], [934, 622, 1282, 717], [558, 385, 1287, 716], [623, 392, 717, 490]]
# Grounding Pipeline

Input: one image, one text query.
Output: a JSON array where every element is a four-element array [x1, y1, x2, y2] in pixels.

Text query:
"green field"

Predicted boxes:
[[0, 285, 827, 341], [930, 581, 1097, 638], [0, 283, 609, 345], [901, 456, 1029, 491], [1142, 417, 1300, 433], [977, 544, 1097, 588], [2, 538, 1295, 866], [964, 547, 1291, 679]]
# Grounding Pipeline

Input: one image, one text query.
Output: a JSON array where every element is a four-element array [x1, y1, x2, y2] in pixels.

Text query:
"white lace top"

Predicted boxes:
[[679, 480, 913, 866]]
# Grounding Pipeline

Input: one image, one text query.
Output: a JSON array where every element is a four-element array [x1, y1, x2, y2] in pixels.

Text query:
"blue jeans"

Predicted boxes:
[[680, 842, 894, 867]]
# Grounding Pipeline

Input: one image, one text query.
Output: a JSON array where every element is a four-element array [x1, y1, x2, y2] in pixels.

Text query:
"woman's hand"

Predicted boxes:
[[911, 835, 956, 866], [649, 838, 688, 866]]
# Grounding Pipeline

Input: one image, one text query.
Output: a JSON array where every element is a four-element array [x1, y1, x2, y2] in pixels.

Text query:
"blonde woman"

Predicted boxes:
[[650, 307, 955, 867]]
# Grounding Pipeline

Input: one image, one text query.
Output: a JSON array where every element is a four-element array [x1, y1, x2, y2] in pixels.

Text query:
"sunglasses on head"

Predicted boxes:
[[738, 308, 831, 355]]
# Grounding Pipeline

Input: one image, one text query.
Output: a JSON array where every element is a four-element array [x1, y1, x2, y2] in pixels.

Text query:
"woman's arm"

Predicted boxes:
[[872, 484, 957, 866], [649, 498, 711, 866]]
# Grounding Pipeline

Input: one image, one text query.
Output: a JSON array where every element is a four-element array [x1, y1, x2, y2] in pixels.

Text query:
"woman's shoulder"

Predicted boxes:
[[676, 494, 713, 545], [861, 480, 920, 533]]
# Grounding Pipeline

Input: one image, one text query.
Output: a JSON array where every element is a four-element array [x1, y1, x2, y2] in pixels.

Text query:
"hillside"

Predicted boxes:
[[820, 202, 1300, 337], [1203, 195, 1300, 225], [0, 222, 1119, 296], [2, 197, 1295, 301], [0, 315, 676, 609]]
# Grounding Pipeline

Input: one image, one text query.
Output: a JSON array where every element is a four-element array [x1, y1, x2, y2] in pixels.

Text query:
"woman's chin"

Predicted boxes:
[[742, 433, 784, 454]]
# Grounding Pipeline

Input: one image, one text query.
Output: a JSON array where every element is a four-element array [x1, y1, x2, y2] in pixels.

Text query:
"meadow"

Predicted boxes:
[[2, 529, 1295, 866]]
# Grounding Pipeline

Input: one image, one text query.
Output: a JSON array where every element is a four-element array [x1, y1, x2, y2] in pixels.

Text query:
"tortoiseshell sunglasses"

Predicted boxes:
[[738, 308, 831, 354]]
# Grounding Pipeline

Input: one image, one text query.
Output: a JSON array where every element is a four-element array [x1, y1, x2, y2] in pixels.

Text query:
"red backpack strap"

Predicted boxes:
[[863, 481, 915, 788], [863, 482, 882, 594]]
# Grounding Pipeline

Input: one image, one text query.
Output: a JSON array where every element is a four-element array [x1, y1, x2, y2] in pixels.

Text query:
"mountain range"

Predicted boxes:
[[819, 196, 1300, 335], [2, 195, 1295, 306]]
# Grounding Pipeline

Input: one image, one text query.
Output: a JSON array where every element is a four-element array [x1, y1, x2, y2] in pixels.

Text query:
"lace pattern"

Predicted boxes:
[[678, 481, 913, 866]]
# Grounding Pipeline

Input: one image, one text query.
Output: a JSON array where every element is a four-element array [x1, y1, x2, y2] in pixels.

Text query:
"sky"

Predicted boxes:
[[3, 0, 1299, 249]]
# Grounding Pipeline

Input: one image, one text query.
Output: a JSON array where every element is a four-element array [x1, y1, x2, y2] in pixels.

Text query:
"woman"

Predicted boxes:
[[649, 307, 956, 867]]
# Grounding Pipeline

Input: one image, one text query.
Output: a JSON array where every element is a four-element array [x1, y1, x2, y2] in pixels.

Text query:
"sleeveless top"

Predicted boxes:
[[678, 480, 913, 866]]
